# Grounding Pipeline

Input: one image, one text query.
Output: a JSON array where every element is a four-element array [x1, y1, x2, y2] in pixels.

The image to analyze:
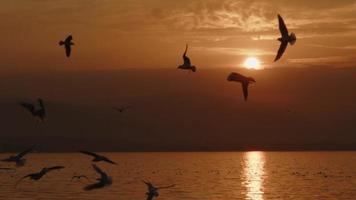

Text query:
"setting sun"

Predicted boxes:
[[243, 57, 261, 70]]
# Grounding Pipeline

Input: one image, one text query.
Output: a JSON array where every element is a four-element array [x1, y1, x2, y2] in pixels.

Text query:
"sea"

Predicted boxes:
[[0, 152, 355, 200]]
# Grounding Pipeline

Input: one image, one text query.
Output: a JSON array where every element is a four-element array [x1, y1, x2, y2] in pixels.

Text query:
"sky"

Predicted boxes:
[[0, 0, 356, 70], [0, 0, 355, 151]]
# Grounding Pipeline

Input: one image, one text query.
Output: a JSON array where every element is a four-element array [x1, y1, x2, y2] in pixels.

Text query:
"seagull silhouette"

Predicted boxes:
[[79, 151, 117, 165], [1, 145, 35, 166], [178, 44, 196, 72], [143, 180, 175, 200], [84, 164, 112, 191], [274, 14, 296, 62], [59, 35, 74, 57], [227, 72, 256, 101], [20, 99, 46, 122], [16, 166, 65, 186], [112, 106, 131, 113]]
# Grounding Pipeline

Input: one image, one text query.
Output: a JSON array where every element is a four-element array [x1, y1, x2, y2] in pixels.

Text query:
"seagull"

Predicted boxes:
[[143, 180, 175, 200], [20, 98, 46, 122], [112, 106, 131, 113], [59, 35, 74, 58], [227, 72, 256, 101], [1, 146, 35, 166], [178, 44, 196, 72], [84, 164, 112, 191], [16, 166, 65, 186], [79, 151, 117, 165], [274, 14, 296, 62], [71, 175, 89, 181]]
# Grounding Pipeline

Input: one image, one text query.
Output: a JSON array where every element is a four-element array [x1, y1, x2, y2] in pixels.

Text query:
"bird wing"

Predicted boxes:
[[80, 151, 100, 158], [92, 164, 107, 178], [274, 41, 288, 62], [46, 166, 65, 173], [278, 14, 289, 37], [157, 184, 175, 189], [65, 35, 73, 43], [16, 145, 35, 158], [65, 45, 71, 57], [20, 102, 35, 113], [143, 180, 154, 188], [38, 99, 45, 110], [103, 157, 117, 165], [84, 182, 105, 191], [241, 82, 249, 101], [183, 44, 191, 66]]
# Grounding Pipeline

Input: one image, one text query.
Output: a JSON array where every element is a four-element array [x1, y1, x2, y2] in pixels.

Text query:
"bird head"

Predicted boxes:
[[191, 66, 196, 72]]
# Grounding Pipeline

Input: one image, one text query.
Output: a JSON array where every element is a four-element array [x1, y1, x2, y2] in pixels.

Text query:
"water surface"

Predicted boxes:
[[0, 152, 355, 200]]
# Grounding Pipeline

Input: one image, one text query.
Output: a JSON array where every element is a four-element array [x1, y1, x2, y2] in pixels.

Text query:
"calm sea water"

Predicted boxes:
[[0, 152, 356, 200]]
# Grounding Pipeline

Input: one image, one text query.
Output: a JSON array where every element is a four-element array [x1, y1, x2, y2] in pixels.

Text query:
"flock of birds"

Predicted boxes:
[[58, 14, 295, 101], [1, 146, 174, 200], [0, 14, 296, 199]]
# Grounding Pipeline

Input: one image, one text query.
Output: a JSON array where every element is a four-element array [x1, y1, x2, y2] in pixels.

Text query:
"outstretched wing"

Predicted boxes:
[[47, 166, 65, 171], [183, 44, 191, 66], [92, 164, 106, 177], [274, 41, 288, 62], [143, 180, 154, 188], [80, 151, 100, 158], [278, 14, 289, 37], [84, 182, 105, 191], [103, 157, 117, 165], [65, 45, 71, 57], [16, 145, 35, 158], [20, 102, 35, 113]]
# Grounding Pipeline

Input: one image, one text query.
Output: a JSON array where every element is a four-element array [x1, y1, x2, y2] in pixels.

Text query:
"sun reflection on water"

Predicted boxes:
[[243, 151, 265, 200]]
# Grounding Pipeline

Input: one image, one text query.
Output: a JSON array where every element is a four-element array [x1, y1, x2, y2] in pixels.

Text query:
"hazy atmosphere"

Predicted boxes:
[[0, 0, 355, 151]]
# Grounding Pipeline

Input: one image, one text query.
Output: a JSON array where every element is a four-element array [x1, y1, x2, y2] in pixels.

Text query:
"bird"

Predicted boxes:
[[143, 180, 175, 200], [178, 44, 196, 72], [59, 35, 74, 57], [112, 106, 131, 113], [1, 145, 35, 166], [274, 14, 296, 62], [20, 98, 46, 122], [16, 166, 65, 186], [71, 175, 89, 181], [227, 72, 256, 101], [79, 151, 117, 165], [83, 164, 112, 191]]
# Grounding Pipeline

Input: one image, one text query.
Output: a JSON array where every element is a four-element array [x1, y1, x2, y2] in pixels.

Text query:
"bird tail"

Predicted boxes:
[[289, 33, 296, 45], [59, 41, 65, 46]]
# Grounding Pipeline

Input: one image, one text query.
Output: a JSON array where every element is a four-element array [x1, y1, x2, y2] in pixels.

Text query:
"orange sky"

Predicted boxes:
[[1, 0, 356, 71]]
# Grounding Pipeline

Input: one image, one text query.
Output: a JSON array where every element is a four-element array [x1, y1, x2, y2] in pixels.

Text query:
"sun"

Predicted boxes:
[[243, 57, 261, 70]]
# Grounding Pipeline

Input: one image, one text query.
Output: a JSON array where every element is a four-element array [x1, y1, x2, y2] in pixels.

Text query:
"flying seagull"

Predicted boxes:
[[16, 166, 65, 186], [112, 106, 131, 113], [20, 98, 46, 122], [1, 145, 35, 166], [274, 14, 296, 62], [79, 151, 117, 165], [143, 180, 175, 200], [227, 72, 256, 101], [178, 44, 196, 72], [59, 35, 74, 57], [84, 164, 112, 191]]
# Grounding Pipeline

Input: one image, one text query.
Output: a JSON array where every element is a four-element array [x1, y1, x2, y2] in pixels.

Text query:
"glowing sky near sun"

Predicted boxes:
[[0, 0, 356, 71]]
